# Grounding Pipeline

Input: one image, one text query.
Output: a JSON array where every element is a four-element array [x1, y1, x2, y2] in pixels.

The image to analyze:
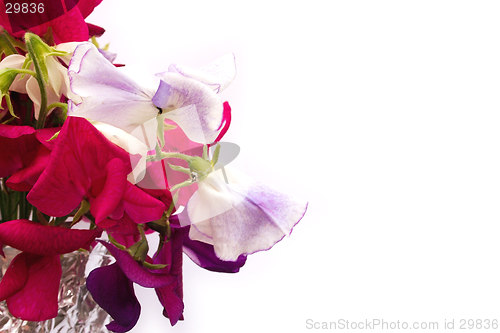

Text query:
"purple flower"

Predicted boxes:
[[86, 231, 185, 332]]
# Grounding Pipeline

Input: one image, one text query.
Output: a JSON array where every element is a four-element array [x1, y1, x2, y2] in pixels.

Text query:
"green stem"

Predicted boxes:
[[7, 68, 36, 77], [147, 151, 193, 162], [26, 40, 48, 129], [169, 179, 193, 192]]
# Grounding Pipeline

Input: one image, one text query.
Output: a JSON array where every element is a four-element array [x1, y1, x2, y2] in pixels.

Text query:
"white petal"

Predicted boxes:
[[0, 54, 28, 93], [55, 42, 80, 65], [68, 42, 159, 147], [26, 76, 60, 119], [45, 57, 64, 96], [168, 53, 236, 93], [186, 169, 239, 224], [92, 121, 150, 184], [187, 168, 307, 261], [153, 72, 224, 144]]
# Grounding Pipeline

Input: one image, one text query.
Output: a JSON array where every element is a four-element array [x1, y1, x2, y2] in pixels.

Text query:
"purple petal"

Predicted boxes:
[[155, 285, 183, 326], [153, 228, 185, 326], [98, 48, 117, 63], [99, 241, 174, 288], [183, 236, 247, 273], [187, 170, 308, 261], [86, 263, 140, 333]]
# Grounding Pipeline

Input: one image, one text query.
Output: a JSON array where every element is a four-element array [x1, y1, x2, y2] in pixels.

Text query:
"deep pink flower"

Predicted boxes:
[[2, 127, 60, 191], [27, 117, 165, 227], [0, 124, 60, 192], [0, 0, 103, 43], [0, 124, 37, 179], [0, 219, 101, 321]]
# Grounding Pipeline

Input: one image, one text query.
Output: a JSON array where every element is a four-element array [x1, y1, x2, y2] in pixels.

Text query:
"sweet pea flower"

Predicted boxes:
[[0, 40, 81, 119], [0, 0, 103, 43], [0, 125, 59, 191], [67, 42, 234, 156], [185, 167, 307, 261], [27, 116, 165, 228], [0, 219, 101, 321]]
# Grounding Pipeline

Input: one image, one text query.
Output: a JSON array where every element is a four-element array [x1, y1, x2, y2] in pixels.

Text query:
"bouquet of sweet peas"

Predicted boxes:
[[0, 1, 307, 331]]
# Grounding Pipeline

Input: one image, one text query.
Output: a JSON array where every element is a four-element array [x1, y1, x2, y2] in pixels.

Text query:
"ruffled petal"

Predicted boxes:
[[92, 121, 149, 184], [26, 75, 60, 119], [86, 263, 140, 333], [90, 158, 128, 225], [0, 219, 101, 256], [0, 54, 28, 93], [187, 169, 307, 261], [99, 241, 174, 288], [155, 285, 183, 326], [183, 235, 247, 273], [122, 184, 166, 224], [0, 124, 37, 178], [153, 73, 224, 144], [153, 228, 184, 326], [168, 53, 236, 93], [77, 0, 103, 18], [68, 43, 158, 142], [28, 117, 132, 218], [49, 6, 89, 43], [0, 251, 28, 301], [6, 144, 51, 191], [6, 253, 61, 321]]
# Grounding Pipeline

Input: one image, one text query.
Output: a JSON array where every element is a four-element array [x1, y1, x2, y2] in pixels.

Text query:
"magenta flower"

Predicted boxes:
[[0, 124, 59, 191], [0, 219, 101, 321], [27, 116, 165, 227], [0, 124, 37, 179], [0, 0, 104, 43], [68, 42, 232, 151]]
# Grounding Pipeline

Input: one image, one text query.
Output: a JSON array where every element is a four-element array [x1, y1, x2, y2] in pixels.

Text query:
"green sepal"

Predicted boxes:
[[47, 130, 60, 142], [211, 144, 221, 167], [24, 33, 52, 83], [108, 234, 127, 250], [72, 200, 90, 225], [142, 262, 167, 270], [128, 236, 149, 262], [0, 29, 24, 56], [0, 68, 22, 95]]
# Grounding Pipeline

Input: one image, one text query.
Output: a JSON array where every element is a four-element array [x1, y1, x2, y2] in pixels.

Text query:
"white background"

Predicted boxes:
[[88, 1, 500, 332]]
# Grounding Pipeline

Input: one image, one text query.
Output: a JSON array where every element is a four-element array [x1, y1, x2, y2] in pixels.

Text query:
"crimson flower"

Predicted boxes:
[[0, 124, 59, 191], [27, 116, 165, 228], [0, 0, 104, 43], [0, 219, 101, 320]]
